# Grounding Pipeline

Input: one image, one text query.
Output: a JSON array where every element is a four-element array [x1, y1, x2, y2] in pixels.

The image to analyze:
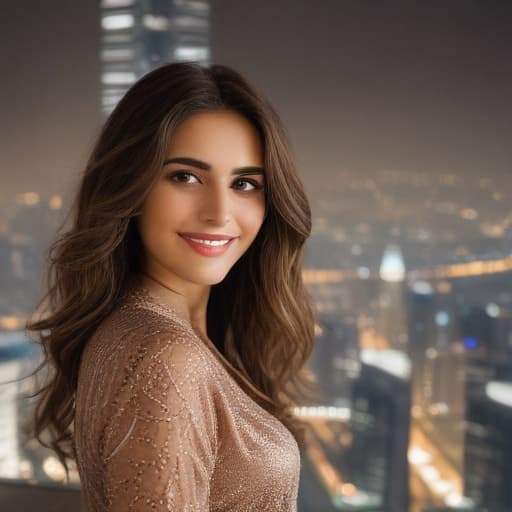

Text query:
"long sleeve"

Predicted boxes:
[[100, 336, 219, 511]]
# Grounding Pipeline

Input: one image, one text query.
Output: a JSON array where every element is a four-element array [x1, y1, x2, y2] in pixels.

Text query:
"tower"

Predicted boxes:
[[100, 0, 211, 116]]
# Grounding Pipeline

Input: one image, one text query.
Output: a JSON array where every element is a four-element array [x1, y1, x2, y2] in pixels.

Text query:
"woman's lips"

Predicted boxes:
[[178, 232, 236, 241], [179, 234, 237, 257]]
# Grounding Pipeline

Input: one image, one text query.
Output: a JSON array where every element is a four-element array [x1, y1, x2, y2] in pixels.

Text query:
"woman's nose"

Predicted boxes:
[[198, 184, 232, 225]]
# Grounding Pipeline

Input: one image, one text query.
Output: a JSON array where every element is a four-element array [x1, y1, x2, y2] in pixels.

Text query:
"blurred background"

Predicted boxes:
[[1, 1, 512, 511]]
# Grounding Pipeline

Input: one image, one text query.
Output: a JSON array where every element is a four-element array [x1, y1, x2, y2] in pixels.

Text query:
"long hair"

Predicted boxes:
[[25, 62, 322, 480]]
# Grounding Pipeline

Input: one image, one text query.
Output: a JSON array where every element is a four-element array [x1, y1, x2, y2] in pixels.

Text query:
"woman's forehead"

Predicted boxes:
[[165, 110, 264, 168]]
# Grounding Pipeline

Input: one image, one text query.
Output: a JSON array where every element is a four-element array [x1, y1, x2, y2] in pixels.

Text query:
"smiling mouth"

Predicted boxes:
[[178, 234, 237, 256]]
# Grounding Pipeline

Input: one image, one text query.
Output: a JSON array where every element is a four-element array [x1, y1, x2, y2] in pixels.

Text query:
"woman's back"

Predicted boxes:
[[74, 286, 301, 511]]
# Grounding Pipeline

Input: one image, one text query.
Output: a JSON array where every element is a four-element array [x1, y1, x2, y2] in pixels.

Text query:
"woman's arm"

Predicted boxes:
[[102, 338, 219, 511]]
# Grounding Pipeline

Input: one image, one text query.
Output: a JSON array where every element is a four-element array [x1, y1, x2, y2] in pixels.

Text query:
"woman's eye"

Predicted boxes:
[[232, 178, 263, 192], [169, 171, 200, 184]]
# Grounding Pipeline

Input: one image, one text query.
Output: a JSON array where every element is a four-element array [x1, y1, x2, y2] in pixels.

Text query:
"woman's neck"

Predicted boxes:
[[136, 271, 210, 338]]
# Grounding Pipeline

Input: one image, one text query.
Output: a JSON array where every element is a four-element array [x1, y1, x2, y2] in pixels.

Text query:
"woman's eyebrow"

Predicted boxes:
[[163, 156, 265, 176]]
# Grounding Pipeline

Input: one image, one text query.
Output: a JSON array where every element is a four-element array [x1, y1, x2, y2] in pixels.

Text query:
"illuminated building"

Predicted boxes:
[[464, 384, 512, 512], [376, 244, 409, 352], [0, 332, 36, 478], [406, 282, 467, 508], [348, 362, 411, 512], [460, 299, 512, 511], [100, 0, 211, 115], [309, 314, 360, 405]]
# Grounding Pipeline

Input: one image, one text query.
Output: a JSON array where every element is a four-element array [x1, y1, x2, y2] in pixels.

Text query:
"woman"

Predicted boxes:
[[26, 62, 320, 510]]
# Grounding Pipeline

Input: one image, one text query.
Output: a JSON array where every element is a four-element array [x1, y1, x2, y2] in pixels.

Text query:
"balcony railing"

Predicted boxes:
[[0, 478, 81, 511]]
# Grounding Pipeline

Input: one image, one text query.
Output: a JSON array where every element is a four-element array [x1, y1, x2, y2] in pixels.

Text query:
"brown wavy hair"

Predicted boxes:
[[25, 61, 322, 481]]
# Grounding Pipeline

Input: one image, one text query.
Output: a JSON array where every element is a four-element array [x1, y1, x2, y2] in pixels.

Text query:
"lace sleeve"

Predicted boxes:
[[101, 336, 219, 511]]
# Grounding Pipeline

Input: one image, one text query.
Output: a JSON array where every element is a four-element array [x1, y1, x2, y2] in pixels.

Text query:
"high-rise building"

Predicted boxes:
[[464, 386, 512, 512], [348, 363, 411, 512], [0, 332, 37, 478], [309, 313, 360, 405], [100, 0, 211, 115], [408, 282, 466, 471], [375, 244, 409, 351], [461, 300, 512, 511]]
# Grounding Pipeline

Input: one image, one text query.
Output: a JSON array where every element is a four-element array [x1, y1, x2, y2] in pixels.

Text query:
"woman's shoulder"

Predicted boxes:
[[78, 287, 223, 420], [90, 286, 192, 345], [81, 287, 213, 385], [75, 288, 223, 472]]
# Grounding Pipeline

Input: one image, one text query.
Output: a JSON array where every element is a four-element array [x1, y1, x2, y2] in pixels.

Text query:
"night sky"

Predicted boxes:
[[2, 0, 512, 198]]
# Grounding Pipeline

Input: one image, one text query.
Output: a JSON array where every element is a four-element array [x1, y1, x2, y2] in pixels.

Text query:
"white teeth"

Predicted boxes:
[[184, 237, 231, 246]]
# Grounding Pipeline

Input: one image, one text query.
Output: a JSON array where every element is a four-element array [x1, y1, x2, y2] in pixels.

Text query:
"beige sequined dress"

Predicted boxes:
[[74, 285, 301, 511]]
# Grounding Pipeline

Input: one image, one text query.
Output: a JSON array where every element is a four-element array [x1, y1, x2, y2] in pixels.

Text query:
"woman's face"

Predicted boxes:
[[137, 109, 266, 289]]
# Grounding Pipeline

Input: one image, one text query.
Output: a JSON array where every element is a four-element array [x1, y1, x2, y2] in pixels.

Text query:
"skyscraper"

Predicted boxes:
[[348, 363, 411, 512], [100, 0, 211, 115], [376, 244, 409, 351]]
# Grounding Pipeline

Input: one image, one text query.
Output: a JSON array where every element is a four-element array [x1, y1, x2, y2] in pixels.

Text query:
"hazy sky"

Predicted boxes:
[[1, 1, 101, 198], [2, 0, 511, 197], [211, 1, 512, 183]]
